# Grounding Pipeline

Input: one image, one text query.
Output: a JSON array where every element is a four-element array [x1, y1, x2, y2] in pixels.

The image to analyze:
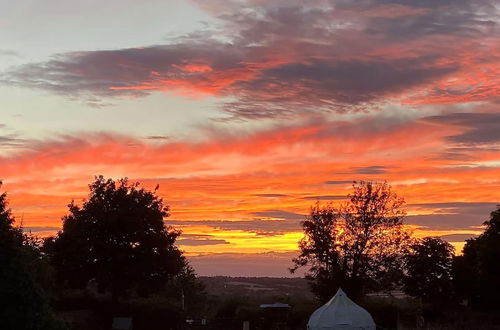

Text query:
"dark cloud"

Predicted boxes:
[[324, 180, 354, 185], [433, 151, 474, 161], [3, 46, 456, 118], [4, 0, 498, 120], [409, 202, 498, 211], [0, 136, 19, 146], [376, 0, 467, 6], [351, 166, 388, 174], [424, 113, 500, 145], [239, 57, 456, 104], [166, 218, 302, 234], [363, 1, 496, 39], [406, 201, 497, 230], [301, 195, 347, 201], [432, 145, 500, 161], [0, 125, 28, 150], [3, 42, 236, 97], [439, 233, 477, 242], [177, 237, 230, 246], [406, 214, 483, 230], [252, 193, 289, 198], [145, 135, 171, 141], [251, 209, 304, 220]]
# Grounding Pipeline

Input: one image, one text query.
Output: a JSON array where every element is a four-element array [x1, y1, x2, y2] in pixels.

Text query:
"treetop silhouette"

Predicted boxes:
[[292, 181, 411, 302], [45, 176, 186, 302]]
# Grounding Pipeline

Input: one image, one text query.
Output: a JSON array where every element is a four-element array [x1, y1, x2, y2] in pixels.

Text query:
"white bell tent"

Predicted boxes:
[[307, 288, 376, 330]]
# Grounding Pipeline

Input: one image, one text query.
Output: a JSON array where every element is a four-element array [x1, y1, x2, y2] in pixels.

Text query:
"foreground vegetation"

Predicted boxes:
[[0, 177, 499, 329]]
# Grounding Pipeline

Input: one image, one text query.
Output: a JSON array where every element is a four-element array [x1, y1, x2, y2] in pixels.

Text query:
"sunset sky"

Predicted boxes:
[[1, 0, 499, 276]]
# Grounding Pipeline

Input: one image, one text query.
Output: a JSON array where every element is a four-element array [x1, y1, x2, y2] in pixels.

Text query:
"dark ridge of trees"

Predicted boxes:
[[453, 205, 500, 308], [403, 237, 454, 304], [43, 176, 188, 303], [0, 184, 63, 330], [291, 181, 411, 302], [1, 174, 500, 328], [292, 180, 500, 313]]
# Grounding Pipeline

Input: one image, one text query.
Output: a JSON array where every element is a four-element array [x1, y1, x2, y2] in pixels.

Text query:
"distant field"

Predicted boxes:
[[199, 276, 315, 301]]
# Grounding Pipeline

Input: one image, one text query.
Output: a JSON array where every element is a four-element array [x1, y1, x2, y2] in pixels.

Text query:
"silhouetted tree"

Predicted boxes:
[[165, 264, 206, 313], [45, 176, 185, 303], [403, 237, 454, 304], [292, 181, 410, 302], [0, 184, 62, 330], [453, 206, 500, 308]]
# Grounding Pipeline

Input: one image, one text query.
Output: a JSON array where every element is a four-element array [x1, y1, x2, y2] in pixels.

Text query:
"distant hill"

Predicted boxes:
[[199, 276, 315, 302]]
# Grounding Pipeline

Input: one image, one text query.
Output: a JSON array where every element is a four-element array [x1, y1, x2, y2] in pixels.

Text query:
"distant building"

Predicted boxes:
[[259, 302, 291, 309], [259, 302, 291, 329]]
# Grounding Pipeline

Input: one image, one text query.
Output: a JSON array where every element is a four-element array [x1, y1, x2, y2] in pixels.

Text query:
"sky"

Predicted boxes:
[[1, 0, 499, 277]]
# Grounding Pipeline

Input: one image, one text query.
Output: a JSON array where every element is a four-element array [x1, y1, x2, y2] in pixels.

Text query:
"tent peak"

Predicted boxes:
[[336, 288, 345, 296], [308, 287, 376, 330], [324, 287, 354, 306]]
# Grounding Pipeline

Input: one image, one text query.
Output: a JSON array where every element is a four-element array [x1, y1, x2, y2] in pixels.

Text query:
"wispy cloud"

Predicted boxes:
[[424, 113, 500, 145]]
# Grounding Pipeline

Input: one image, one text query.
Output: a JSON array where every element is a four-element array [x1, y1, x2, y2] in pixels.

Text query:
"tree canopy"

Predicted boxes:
[[403, 237, 454, 304], [454, 206, 500, 308], [292, 181, 410, 302], [45, 176, 186, 301], [0, 185, 61, 330]]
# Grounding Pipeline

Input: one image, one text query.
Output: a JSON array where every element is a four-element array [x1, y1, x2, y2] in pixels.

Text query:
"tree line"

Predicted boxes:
[[292, 181, 500, 311], [0, 176, 203, 330], [0, 177, 498, 329]]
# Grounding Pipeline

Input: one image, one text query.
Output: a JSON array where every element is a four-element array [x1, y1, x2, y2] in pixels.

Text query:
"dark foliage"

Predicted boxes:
[[453, 206, 500, 308], [165, 264, 207, 315], [403, 237, 454, 304], [45, 176, 185, 302], [0, 185, 63, 330], [291, 181, 410, 302]]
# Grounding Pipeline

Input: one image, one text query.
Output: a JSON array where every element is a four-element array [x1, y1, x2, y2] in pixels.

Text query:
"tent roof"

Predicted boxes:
[[307, 288, 376, 330]]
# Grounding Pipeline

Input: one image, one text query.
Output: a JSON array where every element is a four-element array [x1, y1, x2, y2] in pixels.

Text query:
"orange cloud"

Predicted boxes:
[[2, 113, 498, 270]]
